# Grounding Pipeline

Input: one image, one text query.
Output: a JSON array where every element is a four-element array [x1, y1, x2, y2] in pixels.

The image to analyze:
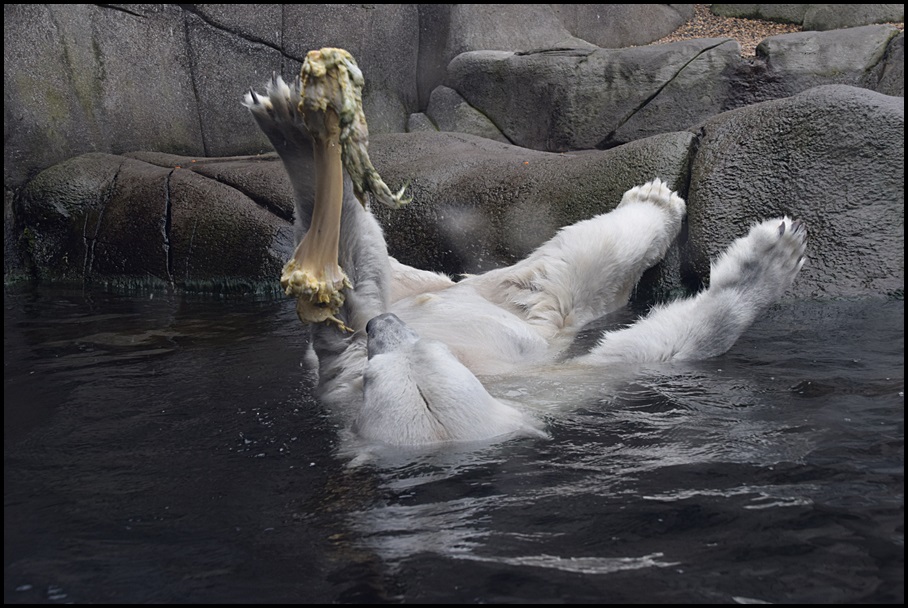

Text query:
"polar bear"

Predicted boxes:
[[245, 75, 807, 448]]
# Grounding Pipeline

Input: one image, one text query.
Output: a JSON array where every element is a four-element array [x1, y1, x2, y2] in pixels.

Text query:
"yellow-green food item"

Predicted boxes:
[[281, 258, 352, 332], [280, 100, 351, 331], [299, 47, 410, 210], [281, 47, 408, 331]]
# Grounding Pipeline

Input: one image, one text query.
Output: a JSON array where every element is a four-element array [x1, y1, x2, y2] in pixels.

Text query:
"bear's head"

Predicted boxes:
[[354, 313, 546, 446]]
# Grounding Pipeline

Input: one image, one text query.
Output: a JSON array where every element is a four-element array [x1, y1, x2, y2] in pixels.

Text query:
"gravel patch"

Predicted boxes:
[[652, 4, 903, 57]]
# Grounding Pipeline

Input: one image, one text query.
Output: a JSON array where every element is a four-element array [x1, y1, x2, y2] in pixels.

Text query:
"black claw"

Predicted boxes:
[[249, 89, 259, 104], [779, 221, 786, 236]]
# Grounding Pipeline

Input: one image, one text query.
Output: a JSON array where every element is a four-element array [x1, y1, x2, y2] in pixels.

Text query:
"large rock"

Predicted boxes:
[[3, 4, 420, 187], [12, 131, 695, 297], [447, 40, 741, 151], [756, 25, 902, 96], [184, 11, 287, 158], [688, 85, 904, 299], [867, 31, 904, 97], [712, 4, 808, 24], [414, 5, 693, 108], [424, 86, 510, 143], [444, 27, 903, 152], [442, 4, 589, 58], [711, 4, 904, 30], [552, 5, 694, 48], [187, 4, 283, 47], [5, 6, 904, 300], [16, 153, 294, 293], [3, 4, 203, 187], [415, 4, 593, 110], [802, 4, 904, 31], [4, 188, 26, 282]]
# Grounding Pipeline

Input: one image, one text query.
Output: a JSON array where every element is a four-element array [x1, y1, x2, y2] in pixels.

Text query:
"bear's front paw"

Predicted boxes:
[[617, 177, 686, 224]]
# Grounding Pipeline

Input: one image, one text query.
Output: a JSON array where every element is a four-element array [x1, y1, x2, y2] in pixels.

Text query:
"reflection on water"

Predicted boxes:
[[4, 287, 904, 603]]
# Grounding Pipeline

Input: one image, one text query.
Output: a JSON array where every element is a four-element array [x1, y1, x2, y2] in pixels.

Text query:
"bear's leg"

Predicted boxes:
[[244, 74, 309, 159], [581, 217, 807, 364], [608, 178, 689, 280], [468, 178, 686, 332], [243, 74, 316, 234]]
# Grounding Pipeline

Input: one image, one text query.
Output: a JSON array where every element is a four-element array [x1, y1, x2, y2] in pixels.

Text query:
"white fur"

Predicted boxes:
[[580, 217, 807, 364], [356, 314, 544, 445], [246, 76, 807, 449], [388, 256, 455, 303], [398, 179, 689, 370]]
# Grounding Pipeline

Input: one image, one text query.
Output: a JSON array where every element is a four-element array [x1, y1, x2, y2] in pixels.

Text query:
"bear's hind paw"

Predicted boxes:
[[243, 73, 310, 151], [709, 217, 808, 299]]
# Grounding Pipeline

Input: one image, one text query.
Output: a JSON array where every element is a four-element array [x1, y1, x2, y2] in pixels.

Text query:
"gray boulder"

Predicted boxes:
[[3, 4, 203, 187], [443, 26, 902, 152], [551, 4, 694, 48], [803, 4, 904, 31], [688, 85, 904, 299], [756, 25, 902, 96], [2, 4, 420, 188], [186, 4, 283, 47], [711, 4, 904, 30], [406, 113, 439, 134], [4, 189, 24, 282], [415, 4, 594, 110], [16, 153, 294, 293], [415, 5, 692, 109], [712, 4, 808, 24], [184, 10, 287, 158], [4, 3, 903, 194], [425, 86, 510, 143], [12, 130, 695, 298], [442, 4, 589, 57], [447, 40, 741, 151], [869, 31, 904, 97], [5, 5, 904, 301]]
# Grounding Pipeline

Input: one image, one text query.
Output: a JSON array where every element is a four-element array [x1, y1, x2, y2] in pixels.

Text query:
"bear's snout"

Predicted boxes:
[[366, 313, 420, 358]]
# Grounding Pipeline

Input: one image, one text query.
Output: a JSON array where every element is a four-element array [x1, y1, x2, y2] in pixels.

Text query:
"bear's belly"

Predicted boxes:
[[390, 285, 551, 375]]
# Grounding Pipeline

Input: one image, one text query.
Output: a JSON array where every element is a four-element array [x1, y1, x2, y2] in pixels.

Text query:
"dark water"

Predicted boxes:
[[4, 287, 904, 603]]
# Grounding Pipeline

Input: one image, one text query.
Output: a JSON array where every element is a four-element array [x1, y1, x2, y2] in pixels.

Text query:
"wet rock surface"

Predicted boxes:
[[16, 153, 294, 294]]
